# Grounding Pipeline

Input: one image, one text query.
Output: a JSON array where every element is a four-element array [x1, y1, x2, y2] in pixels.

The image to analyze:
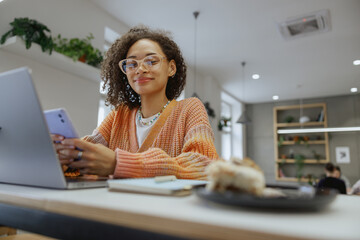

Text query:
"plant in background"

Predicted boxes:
[[53, 33, 103, 68], [278, 135, 285, 147], [218, 117, 231, 131], [204, 102, 216, 119], [1, 18, 103, 68], [302, 136, 309, 147], [293, 136, 309, 146], [293, 135, 300, 144], [0, 17, 54, 53], [312, 150, 321, 161], [306, 174, 318, 186], [285, 115, 294, 123], [294, 154, 305, 181]]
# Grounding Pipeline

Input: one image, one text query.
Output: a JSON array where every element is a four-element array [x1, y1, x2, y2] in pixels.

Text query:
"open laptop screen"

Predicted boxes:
[[0, 67, 69, 188]]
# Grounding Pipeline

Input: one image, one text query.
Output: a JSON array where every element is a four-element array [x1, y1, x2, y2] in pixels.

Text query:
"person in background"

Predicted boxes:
[[317, 163, 346, 194], [52, 25, 218, 179], [334, 165, 351, 193], [349, 179, 360, 195]]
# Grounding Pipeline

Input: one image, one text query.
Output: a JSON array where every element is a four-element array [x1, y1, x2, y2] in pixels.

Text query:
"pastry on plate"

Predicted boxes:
[[206, 157, 285, 197]]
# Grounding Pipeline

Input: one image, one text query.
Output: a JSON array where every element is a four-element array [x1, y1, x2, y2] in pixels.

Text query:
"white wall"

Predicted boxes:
[[0, 0, 129, 136], [185, 66, 222, 153]]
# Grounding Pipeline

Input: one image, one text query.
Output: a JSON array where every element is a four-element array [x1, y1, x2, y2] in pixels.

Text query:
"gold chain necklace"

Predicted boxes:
[[138, 100, 170, 126]]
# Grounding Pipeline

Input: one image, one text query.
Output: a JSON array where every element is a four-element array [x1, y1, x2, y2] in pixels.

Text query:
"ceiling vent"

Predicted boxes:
[[278, 10, 331, 40]]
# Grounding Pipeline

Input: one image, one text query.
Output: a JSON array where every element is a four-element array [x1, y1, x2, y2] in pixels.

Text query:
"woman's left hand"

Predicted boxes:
[[59, 139, 116, 176]]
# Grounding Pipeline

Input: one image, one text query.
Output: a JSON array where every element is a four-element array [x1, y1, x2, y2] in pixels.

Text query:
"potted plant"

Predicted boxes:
[[306, 174, 318, 186], [278, 135, 285, 147], [293, 136, 309, 146], [1, 17, 103, 68], [312, 150, 321, 161], [294, 154, 305, 181], [218, 117, 231, 131], [53, 33, 103, 68], [1, 17, 54, 53], [285, 115, 294, 123]]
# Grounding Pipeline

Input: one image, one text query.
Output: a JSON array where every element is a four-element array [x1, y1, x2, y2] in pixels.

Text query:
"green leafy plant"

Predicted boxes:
[[53, 33, 103, 68], [0, 17, 54, 53], [278, 135, 285, 147], [294, 154, 305, 181], [218, 117, 231, 131], [285, 115, 294, 123], [306, 174, 318, 186]]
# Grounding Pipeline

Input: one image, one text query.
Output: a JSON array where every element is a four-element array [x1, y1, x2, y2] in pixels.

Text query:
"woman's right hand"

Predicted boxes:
[[51, 134, 75, 165]]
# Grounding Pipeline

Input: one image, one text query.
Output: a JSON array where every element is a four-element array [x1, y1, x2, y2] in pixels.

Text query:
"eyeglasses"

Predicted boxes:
[[119, 54, 166, 74]]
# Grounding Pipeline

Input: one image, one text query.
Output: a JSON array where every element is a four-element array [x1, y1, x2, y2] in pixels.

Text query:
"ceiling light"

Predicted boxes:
[[353, 60, 360, 65], [351, 87, 358, 93], [272, 95, 279, 100], [252, 74, 260, 79]]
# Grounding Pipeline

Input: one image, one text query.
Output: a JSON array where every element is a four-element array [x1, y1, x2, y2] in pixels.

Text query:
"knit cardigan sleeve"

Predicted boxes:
[[82, 109, 115, 146], [113, 99, 218, 180]]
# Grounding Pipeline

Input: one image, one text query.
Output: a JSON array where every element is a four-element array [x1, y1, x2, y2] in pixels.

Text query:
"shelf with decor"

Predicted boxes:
[[0, 36, 100, 83], [276, 159, 328, 164], [280, 140, 326, 145], [274, 103, 329, 182], [276, 121, 325, 127]]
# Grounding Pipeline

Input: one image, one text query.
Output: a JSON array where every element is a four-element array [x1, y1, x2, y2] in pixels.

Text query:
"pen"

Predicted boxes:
[[155, 175, 177, 183]]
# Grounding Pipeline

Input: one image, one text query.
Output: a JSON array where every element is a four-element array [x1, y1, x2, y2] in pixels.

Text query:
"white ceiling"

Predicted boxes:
[[90, 0, 360, 103]]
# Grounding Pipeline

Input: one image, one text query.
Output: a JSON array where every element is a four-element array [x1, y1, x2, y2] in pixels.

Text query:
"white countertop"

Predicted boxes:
[[0, 183, 359, 240]]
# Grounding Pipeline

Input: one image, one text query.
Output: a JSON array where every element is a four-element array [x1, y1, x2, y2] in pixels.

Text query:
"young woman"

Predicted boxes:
[[53, 26, 218, 179]]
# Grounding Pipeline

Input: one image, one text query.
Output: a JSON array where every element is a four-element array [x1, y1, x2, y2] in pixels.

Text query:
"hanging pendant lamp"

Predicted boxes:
[[191, 11, 200, 99], [236, 61, 252, 124]]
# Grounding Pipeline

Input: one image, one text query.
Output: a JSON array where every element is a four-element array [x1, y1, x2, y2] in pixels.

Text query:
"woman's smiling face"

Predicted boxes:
[[124, 39, 176, 98]]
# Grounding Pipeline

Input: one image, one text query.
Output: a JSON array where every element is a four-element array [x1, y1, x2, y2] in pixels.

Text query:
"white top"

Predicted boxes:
[[135, 110, 158, 146]]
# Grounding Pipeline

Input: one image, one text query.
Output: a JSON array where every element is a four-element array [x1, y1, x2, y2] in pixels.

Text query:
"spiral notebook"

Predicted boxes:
[[108, 177, 208, 196]]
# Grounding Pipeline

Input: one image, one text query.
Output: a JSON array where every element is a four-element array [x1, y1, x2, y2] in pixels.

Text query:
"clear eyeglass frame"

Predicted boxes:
[[119, 54, 166, 74]]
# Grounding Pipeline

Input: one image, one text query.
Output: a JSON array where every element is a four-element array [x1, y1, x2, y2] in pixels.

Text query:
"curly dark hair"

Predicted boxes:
[[101, 25, 187, 109]]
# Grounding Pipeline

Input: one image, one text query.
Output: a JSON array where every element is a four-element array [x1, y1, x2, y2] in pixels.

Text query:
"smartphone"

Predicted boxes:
[[44, 108, 79, 139]]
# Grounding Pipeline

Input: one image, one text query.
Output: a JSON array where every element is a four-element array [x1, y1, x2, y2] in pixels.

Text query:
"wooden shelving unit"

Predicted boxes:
[[280, 140, 326, 145], [276, 159, 328, 164], [276, 122, 325, 127], [274, 103, 330, 182]]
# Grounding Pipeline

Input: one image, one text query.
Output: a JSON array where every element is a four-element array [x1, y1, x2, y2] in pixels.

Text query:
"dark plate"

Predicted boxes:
[[195, 186, 338, 211]]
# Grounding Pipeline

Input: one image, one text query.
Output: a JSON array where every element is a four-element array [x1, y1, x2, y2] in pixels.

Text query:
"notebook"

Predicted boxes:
[[0, 67, 107, 189], [108, 176, 208, 196]]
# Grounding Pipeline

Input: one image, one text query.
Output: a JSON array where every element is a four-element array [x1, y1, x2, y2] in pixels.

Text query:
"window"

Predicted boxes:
[[221, 91, 244, 160], [98, 27, 120, 126], [221, 101, 232, 160], [103, 26, 120, 51], [97, 82, 113, 126]]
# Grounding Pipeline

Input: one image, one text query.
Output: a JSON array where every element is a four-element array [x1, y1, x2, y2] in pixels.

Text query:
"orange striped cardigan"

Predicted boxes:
[[84, 97, 218, 180]]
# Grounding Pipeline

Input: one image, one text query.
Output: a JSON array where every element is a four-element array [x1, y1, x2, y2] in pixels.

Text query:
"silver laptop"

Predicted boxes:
[[0, 67, 108, 189]]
